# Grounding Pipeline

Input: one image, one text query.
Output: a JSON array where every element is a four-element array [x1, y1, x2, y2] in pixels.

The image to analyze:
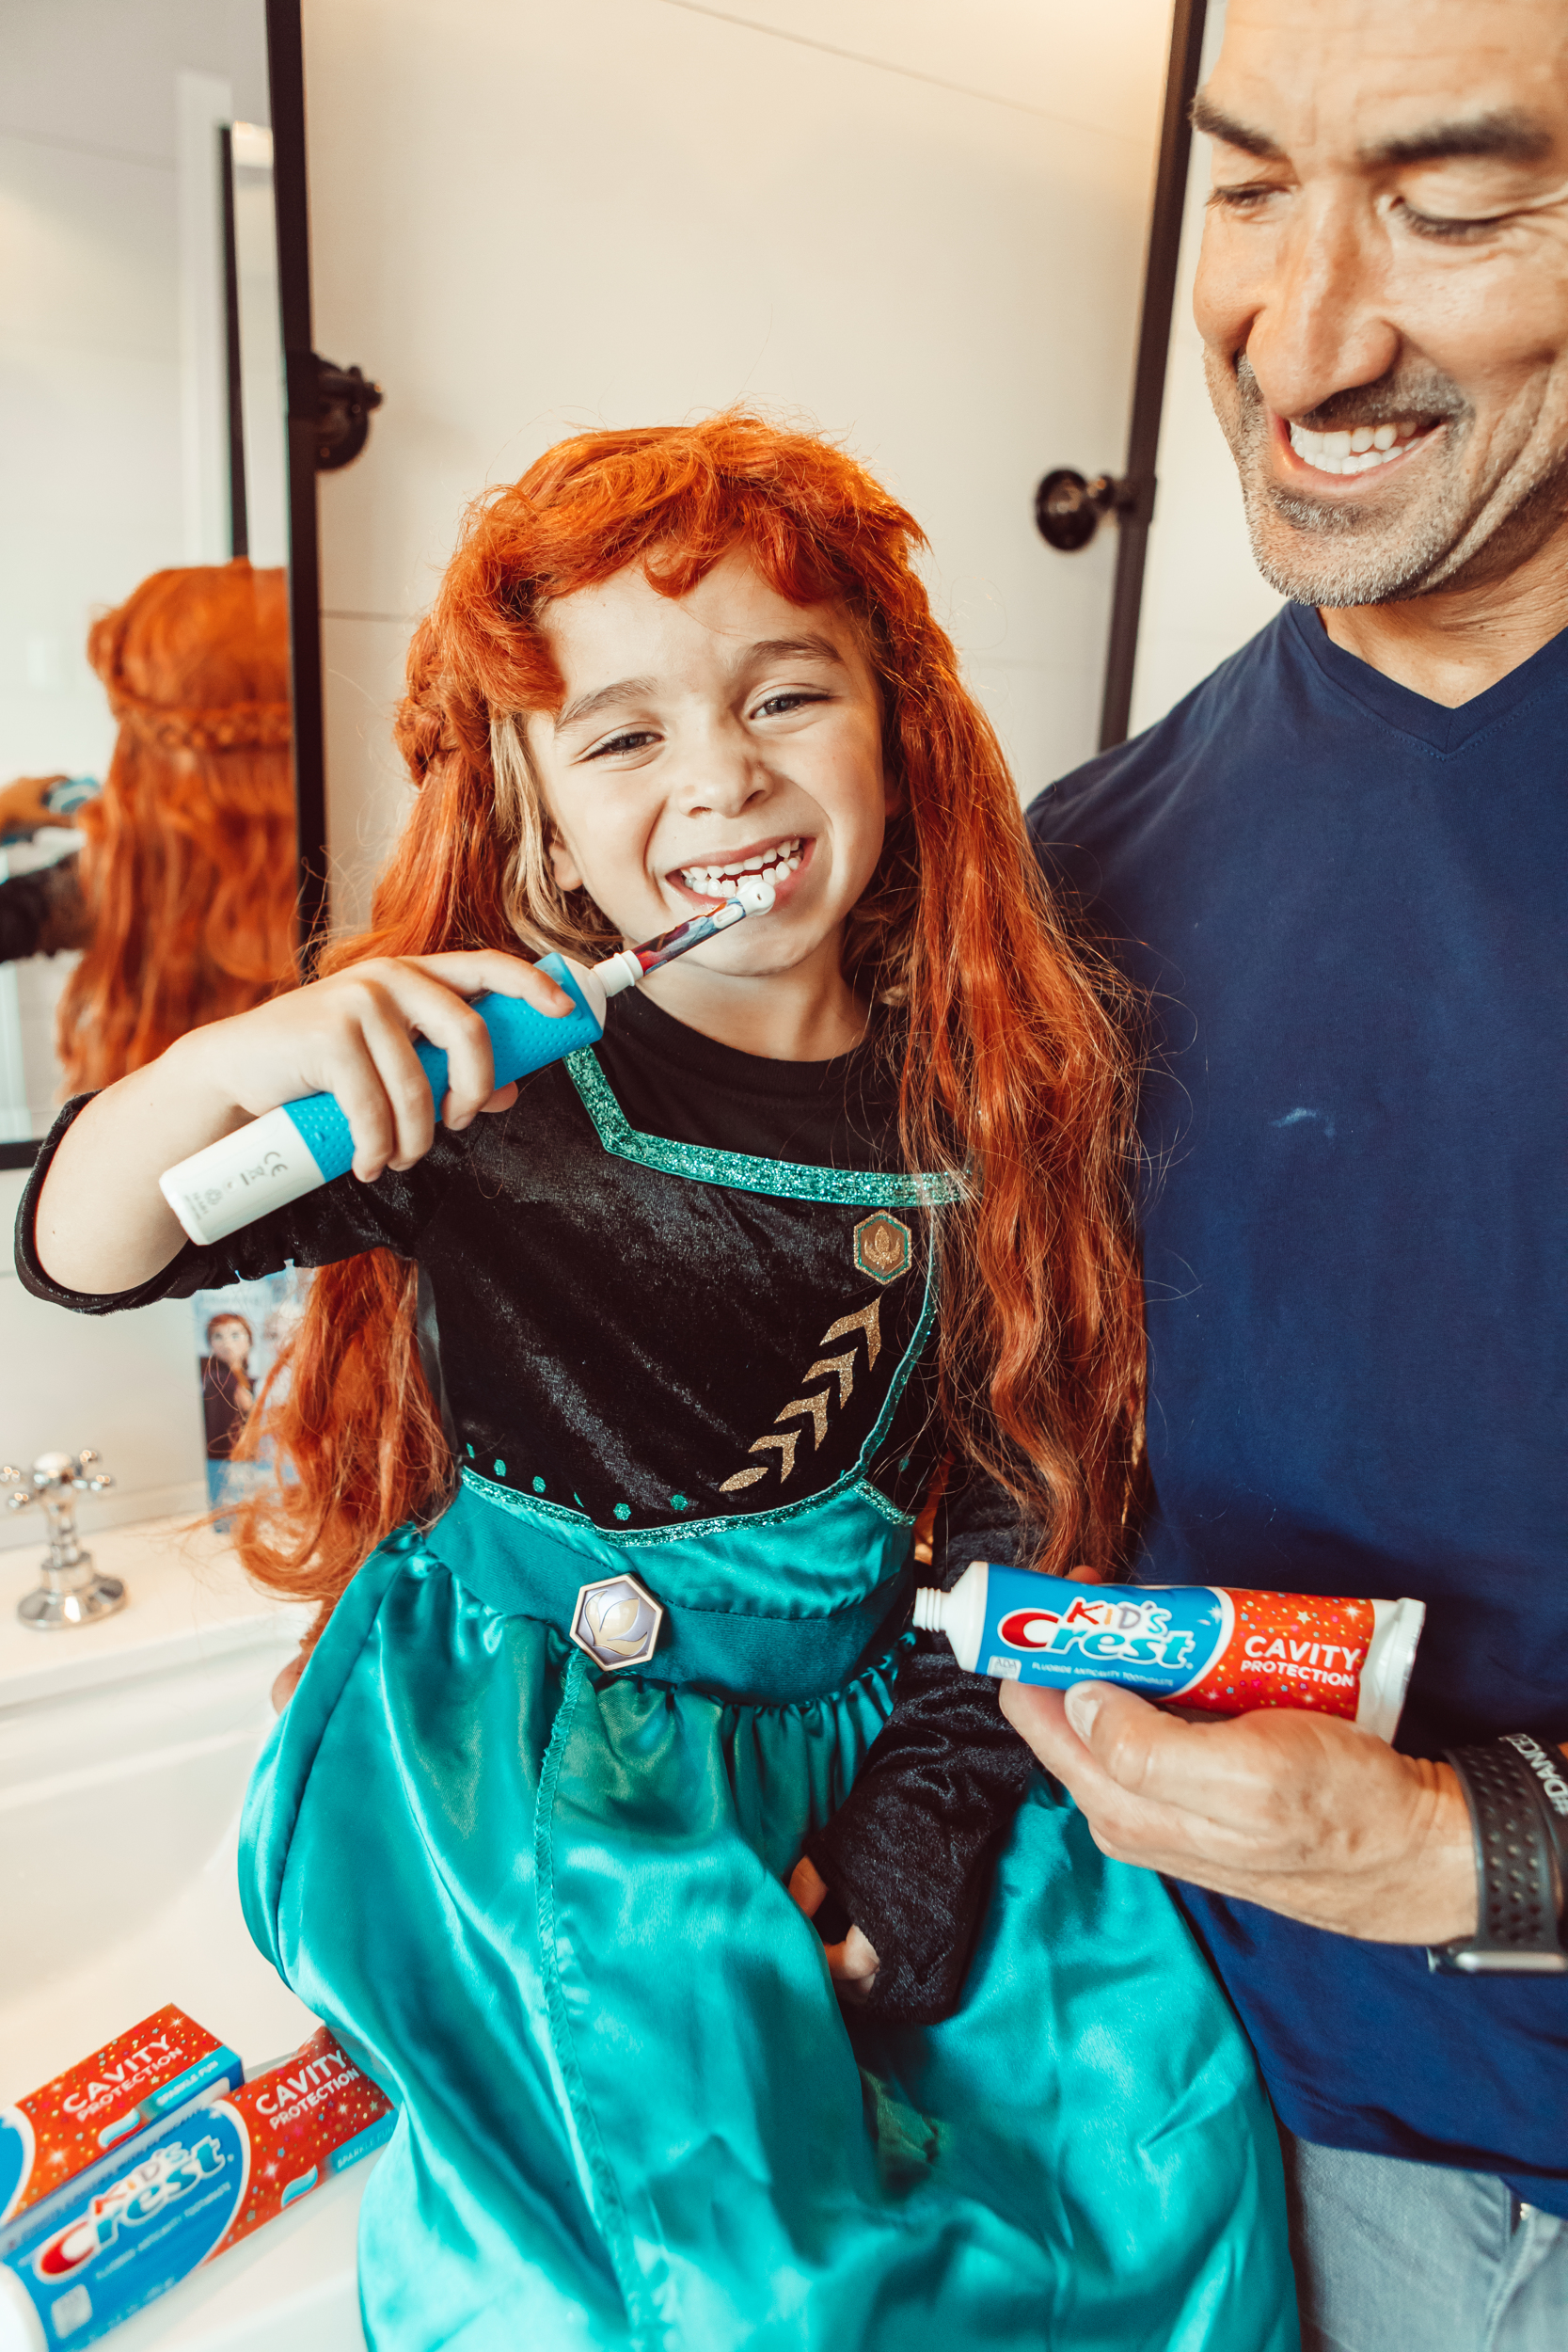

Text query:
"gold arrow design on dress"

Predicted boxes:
[[746, 1429, 799, 1480], [718, 1297, 885, 1494], [802, 1353, 856, 1408], [775, 1391, 831, 1450], [822, 1300, 881, 1368]]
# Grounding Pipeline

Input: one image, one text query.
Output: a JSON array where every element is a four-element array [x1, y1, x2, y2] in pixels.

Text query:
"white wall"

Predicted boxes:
[[1128, 0, 1282, 737], [302, 0, 1177, 920]]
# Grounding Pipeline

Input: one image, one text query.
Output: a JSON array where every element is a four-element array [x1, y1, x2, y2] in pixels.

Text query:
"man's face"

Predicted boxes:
[[1194, 0, 1568, 606]]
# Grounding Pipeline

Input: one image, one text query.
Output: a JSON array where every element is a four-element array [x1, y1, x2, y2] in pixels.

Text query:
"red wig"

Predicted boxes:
[[56, 561, 296, 1093], [236, 417, 1144, 1629]]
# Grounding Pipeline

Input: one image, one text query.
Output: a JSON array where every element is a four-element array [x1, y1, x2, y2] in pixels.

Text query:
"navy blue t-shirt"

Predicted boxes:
[[1030, 600, 1567, 2209]]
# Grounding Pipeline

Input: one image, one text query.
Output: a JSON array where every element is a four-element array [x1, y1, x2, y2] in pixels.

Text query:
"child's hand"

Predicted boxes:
[[788, 1856, 881, 2002], [0, 772, 68, 836], [33, 948, 578, 1297], [180, 950, 577, 1183]]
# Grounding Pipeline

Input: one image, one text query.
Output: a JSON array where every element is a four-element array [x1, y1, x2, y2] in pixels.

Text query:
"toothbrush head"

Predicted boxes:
[[732, 875, 776, 914]]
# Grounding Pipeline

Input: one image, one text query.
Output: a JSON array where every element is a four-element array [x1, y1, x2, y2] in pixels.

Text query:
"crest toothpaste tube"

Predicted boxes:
[[915, 1562, 1424, 1740], [0, 2027, 394, 2352], [159, 879, 775, 1247], [0, 2007, 240, 2230]]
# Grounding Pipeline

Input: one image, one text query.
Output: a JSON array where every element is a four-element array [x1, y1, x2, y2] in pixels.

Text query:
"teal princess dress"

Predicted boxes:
[[19, 995, 1297, 2351]]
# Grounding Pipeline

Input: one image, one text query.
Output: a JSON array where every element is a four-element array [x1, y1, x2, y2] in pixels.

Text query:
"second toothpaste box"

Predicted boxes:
[[0, 2028, 395, 2351]]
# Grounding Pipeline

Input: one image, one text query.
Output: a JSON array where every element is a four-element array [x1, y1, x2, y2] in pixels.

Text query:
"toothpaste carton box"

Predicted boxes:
[[0, 2009, 241, 2229], [0, 2028, 395, 2352]]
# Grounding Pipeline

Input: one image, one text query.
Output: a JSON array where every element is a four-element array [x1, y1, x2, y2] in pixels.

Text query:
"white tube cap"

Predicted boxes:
[[1356, 1597, 1426, 1742]]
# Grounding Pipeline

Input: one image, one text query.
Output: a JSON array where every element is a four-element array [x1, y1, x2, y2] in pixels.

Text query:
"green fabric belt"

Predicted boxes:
[[419, 1480, 912, 1707]]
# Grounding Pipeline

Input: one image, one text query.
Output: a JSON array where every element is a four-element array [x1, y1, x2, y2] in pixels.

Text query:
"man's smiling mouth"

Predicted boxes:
[[1285, 416, 1441, 478], [676, 836, 805, 897]]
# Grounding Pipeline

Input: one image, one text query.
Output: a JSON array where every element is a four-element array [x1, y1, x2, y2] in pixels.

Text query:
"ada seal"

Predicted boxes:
[[853, 1213, 911, 1285]]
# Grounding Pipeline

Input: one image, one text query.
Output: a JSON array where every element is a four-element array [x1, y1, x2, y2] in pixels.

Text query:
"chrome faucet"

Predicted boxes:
[[2, 1449, 123, 1630]]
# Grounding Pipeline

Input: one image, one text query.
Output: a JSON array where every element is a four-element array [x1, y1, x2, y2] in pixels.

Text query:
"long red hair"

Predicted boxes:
[[57, 561, 296, 1092], [236, 417, 1143, 1629]]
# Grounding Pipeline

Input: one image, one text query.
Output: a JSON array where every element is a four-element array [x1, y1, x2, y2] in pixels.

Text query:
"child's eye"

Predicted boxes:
[[584, 728, 660, 760], [751, 691, 827, 721]]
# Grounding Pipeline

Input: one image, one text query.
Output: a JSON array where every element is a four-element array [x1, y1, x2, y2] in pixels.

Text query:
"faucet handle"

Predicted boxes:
[[7, 1448, 125, 1630], [0, 1451, 113, 1505], [73, 1450, 114, 1497], [1, 1470, 33, 1513]]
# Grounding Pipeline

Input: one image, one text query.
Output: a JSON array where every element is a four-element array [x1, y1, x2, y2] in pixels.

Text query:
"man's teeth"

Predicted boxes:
[[680, 838, 802, 895], [1289, 418, 1428, 476]]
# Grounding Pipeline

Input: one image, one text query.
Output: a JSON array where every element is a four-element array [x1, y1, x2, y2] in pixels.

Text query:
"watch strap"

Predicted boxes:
[[1499, 1733, 1568, 1887], [1428, 1739, 1568, 1976]]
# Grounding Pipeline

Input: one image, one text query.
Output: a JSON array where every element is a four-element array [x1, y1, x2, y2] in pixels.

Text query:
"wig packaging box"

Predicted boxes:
[[191, 1264, 311, 1516], [0, 2028, 394, 2351]]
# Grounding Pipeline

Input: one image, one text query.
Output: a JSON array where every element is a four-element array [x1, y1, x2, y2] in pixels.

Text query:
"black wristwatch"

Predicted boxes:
[[1428, 1735, 1568, 1975]]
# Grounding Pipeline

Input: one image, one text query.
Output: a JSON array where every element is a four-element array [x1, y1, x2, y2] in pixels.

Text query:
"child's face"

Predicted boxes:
[[526, 550, 892, 980]]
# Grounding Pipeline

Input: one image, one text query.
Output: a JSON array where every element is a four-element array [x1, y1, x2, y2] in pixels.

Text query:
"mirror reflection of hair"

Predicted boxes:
[[55, 560, 296, 1095]]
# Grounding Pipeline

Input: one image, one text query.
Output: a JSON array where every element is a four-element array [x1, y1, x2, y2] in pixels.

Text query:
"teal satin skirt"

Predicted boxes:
[[240, 1485, 1298, 2350]]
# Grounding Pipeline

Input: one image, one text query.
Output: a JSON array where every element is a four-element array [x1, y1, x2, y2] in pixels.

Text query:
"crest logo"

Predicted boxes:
[[995, 1591, 1196, 1672], [853, 1213, 911, 1285]]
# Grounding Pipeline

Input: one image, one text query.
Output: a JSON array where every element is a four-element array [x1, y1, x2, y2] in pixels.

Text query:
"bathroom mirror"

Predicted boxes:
[[0, 0, 324, 1162]]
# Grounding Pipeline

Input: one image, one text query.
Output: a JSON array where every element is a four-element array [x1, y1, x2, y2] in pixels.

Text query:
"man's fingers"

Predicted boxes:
[[998, 1679, 1262, 1871]]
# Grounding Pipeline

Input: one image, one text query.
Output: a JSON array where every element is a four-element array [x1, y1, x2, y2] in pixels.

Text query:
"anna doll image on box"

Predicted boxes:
[[19, 418, 1298, 2351]]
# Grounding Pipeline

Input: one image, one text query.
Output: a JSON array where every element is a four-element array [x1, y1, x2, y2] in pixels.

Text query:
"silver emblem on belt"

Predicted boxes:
[[569, 1572, 665, 1671]]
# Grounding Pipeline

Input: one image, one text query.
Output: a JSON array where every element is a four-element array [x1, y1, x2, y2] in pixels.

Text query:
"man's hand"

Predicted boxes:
[[788, 1855, 881, 1998], [1000, 1679, 1479, 1945]]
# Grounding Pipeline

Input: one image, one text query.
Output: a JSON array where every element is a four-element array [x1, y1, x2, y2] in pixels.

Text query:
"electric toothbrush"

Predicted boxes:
[[159, 878, 775, 1246]]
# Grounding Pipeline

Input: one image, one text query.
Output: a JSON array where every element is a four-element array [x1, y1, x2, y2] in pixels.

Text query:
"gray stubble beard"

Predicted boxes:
[[1207, 351, 1568, 610]]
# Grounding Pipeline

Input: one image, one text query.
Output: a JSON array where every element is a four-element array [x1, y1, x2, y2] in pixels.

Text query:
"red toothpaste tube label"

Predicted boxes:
[[918, 1564, 1424, 1740], [0, 2007, 241, 2228]]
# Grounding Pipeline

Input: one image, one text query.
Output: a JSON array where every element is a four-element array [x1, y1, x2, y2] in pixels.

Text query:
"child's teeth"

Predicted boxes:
[[681, 838, 801, 891]]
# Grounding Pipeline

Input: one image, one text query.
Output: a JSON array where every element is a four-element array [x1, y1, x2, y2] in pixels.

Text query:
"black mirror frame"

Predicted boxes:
[[0, 2, 328, 1174], [267, 0, 330, 966]]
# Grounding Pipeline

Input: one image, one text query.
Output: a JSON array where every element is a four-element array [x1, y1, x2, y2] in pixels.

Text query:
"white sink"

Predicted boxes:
[[0, 1518, 372, 2350]]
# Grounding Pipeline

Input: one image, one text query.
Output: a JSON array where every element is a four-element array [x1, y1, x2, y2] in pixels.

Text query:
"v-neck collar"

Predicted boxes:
[[1285, 600, 1568, 755]]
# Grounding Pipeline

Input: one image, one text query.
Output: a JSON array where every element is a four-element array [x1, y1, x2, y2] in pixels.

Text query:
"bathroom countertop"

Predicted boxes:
[[0, 1512, 309, 1708]]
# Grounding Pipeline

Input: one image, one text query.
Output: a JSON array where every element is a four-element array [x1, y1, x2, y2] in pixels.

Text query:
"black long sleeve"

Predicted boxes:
[[0, 854, 89, 963], [803, 1459, 1041, 2025]]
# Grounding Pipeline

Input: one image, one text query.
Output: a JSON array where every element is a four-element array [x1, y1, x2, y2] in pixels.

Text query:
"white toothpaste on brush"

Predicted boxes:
[[159, 880, 775, 1247]]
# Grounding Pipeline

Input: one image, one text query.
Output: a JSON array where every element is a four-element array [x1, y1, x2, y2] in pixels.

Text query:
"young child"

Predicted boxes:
[[20, 419, 1296, 2351]]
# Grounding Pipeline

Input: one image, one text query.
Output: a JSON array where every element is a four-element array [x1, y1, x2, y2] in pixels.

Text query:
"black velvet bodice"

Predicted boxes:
[[18, 990, 1039, 2019]]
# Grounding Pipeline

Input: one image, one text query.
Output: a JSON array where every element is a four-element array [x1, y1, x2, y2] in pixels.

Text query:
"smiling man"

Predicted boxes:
[[1019, 2, 1568, 2345]]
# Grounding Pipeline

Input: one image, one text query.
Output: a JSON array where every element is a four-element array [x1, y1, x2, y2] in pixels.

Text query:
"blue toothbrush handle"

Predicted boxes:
[[282, 955, 604, 1183]]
